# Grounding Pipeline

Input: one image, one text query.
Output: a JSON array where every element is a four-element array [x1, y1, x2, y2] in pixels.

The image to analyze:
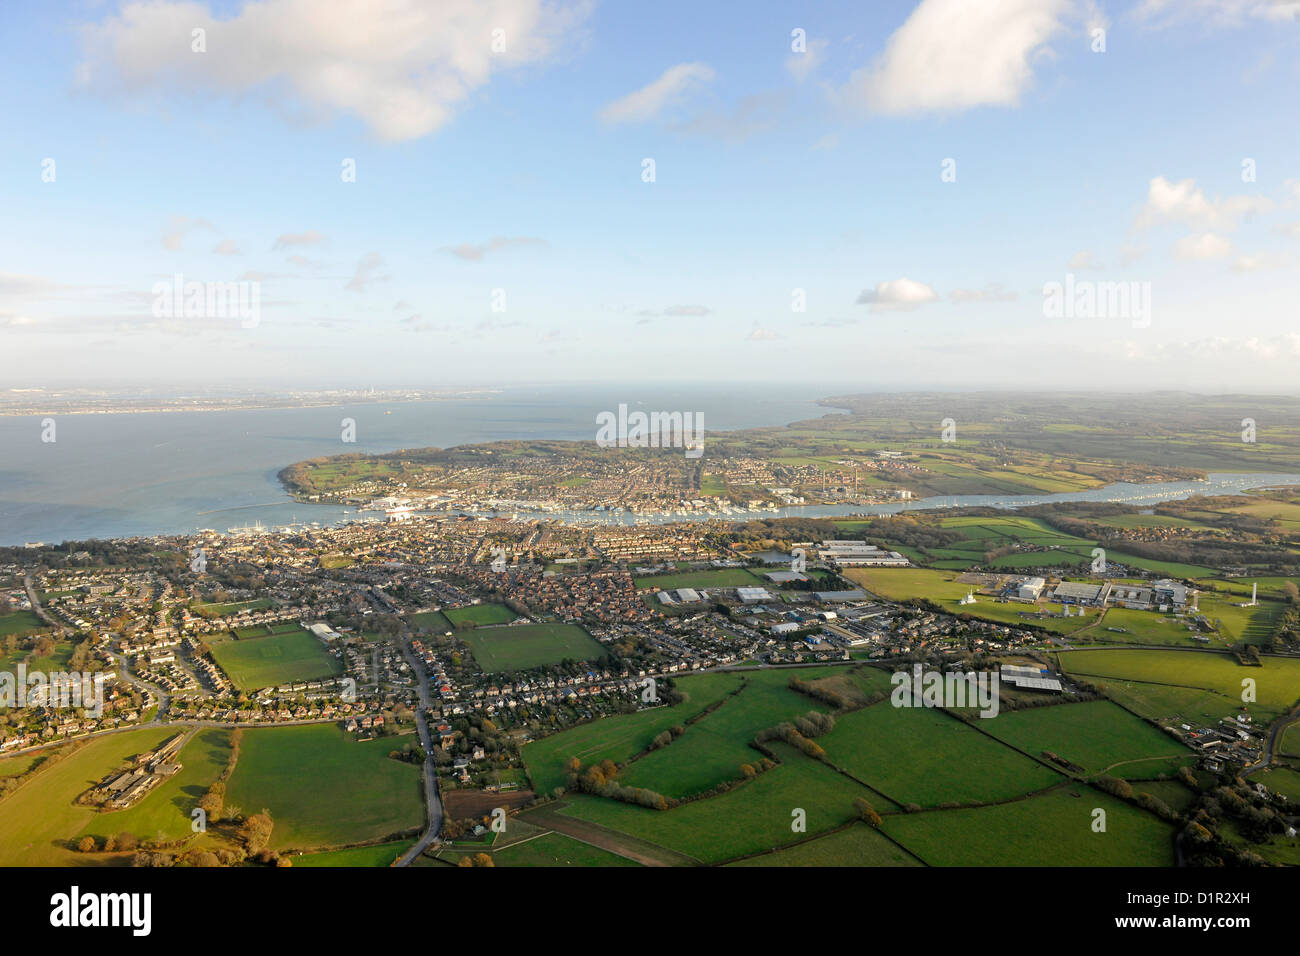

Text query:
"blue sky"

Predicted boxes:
[[2, 0, 1300, 392]]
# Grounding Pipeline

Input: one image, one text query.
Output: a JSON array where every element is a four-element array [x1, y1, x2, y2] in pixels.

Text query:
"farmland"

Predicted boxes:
[[882, 786, 1176, 866], [76, 729, 233, 845], [817, 703, 1063, 807], [978, 700, 1193, 779], [557, 741, 879, 864], [617, 667, 842, 798], [208, 627, 342, 691], [460, 623, 606, 672], [293, 840, 413, 867], [727, 822, 922, 867], [1057, 648, 1300, 724], [0, 727, 176, 866], [224, 724, 424, 850], [523, 672, 746, 794]]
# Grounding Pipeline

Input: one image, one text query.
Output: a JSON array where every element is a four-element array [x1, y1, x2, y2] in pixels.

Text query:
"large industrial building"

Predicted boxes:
[[815, 540, 910, 567]]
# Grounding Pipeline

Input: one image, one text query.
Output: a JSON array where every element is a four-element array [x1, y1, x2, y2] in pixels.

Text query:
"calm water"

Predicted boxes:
[[3, 388, 1297, 546], [0, 386, 840, 545]]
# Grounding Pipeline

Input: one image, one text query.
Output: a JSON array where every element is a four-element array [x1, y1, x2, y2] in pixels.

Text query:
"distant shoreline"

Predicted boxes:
[[0, 390, 501, 418]]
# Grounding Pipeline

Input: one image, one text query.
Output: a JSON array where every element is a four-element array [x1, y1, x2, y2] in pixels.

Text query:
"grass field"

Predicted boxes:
[[817, 703, 1062, 807], [559, 741, 879, 864], [727, 822, 922, 867], [293, 840, 413, 867], [1084, 607, 1222, 648], [0, 727, 176, 865], [209, 627, 342, 691], [883, 785, 1176, 866], [841, 567, 1097, 635], [224, 724, 424, 850], [633, 568, 766, 590], [523, 672, 747, 793], [76, 729, 232, 845], [441, 831, 641, 867], [979, 700, 1193, 779], [1255, 766, 1300, 802], [445, 603, 517, 627], [0, 610, 48, 637], [1057, 648, 1300, 724], [1280, 723, 1300, 758], [411, 610, 453, 634], [460, 623, 606, 672], [618, 667, 842, 799]]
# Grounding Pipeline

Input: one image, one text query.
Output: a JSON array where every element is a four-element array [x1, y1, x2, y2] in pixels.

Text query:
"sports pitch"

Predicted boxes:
[[210, 627, 342, 690]]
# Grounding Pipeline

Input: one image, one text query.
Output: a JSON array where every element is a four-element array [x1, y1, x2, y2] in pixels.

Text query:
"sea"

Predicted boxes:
[[2, 386, 1297, 546]]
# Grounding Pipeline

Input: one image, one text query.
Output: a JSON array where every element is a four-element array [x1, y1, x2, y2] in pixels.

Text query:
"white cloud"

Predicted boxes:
[[1133, 0, 1300, 27], [1136, 176, 1272, 231], [856, 278, 938, 310], [1174, 232, 1233, 260], [345, 252, 387, 292], [78, 0, 592, 142], [212, 239, 241, 255], [1068, 250, 1103, 270], [786, 37, 828, 82], [442, 236, 546, 261], [598, 62, 715, 125], [840, 0, 1074, 115], [273, 230, 328, 250], [951, 283, 1018, 303], [162, 215, 214, 250], [747, 326, 779, 341]]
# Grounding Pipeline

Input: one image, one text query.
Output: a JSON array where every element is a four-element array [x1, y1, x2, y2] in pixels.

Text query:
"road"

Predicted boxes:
[[1244, 700, 1300, 776], [23, 574, 60, 630], [395, 631, 443, 867]]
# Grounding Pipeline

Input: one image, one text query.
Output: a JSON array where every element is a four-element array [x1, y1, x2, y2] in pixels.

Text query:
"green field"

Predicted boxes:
[[411, 610, 453, 634], [76, 729, 233, 845], [293, 840, 413, 867], [817, 703, 1062, 807], [224, 724, 424, 850], [0, 610, 47, 637], [618, 667, 842, 799], [883, 786, 1176, 866], [1280, 723, 1300, 758], [979, 700, 1193, 779], [209, 628, 342, 690], [633, 568, 766, 590], [523, 672, 747, 793], [558, 741, 879, 864], [1255, 766, 1300, 802], [1057, 648, 1300, 724], [1085, 606, 1221, 648], [460, 623, 606, 672], [445, 603, 518, 627], [727, 822, 922, 867], [0, 727, 176, 865], [441, 831, 641, 867], [842, 567, 1098, 635]]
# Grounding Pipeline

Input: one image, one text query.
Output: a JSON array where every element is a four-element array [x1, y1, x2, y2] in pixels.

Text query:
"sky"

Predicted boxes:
[[2, 0, 1300, 393]]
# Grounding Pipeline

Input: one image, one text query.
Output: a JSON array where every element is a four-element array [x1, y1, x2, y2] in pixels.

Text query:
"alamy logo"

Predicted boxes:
[[595, 404, 704, 458], [152, 273, 260, 328], [50, 886, 151, 936], [0, 666, 106, 717], [1043, 273, 1151, 328], [890, 663, 999, 718]]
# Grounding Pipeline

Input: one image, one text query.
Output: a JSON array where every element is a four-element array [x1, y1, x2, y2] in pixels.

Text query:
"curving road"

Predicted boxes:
[[395, 631, 443, 866]]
